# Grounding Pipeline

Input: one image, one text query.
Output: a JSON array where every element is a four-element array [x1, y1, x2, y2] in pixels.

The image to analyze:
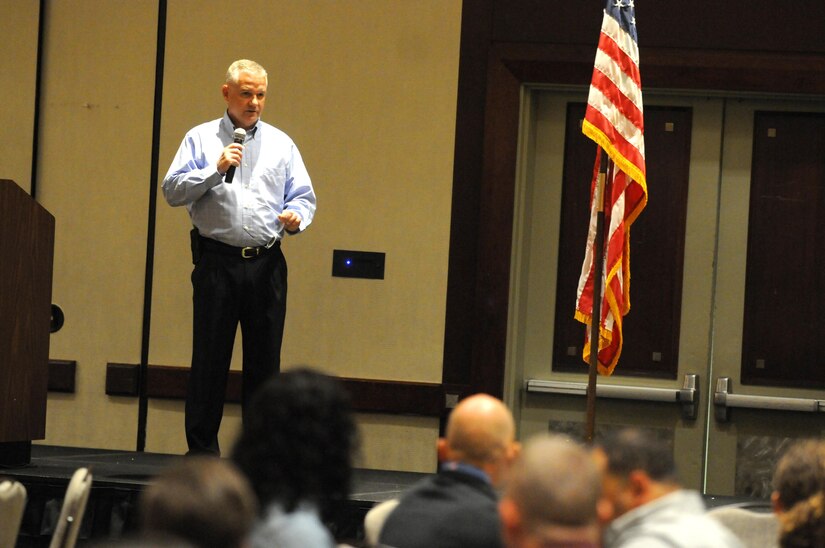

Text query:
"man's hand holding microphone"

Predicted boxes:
[[218, 128, 246, 183]]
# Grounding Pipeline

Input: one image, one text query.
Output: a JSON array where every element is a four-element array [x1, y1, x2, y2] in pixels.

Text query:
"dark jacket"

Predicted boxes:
[[378, 469, 503, 548]]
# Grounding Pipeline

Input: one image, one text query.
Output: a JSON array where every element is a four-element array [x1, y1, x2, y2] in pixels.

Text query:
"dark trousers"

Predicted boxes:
[[185, 241, 287, 455]]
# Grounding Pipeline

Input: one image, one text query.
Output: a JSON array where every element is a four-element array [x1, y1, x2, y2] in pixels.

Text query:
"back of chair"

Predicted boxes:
[[49, 467, 93, 548], [363, 498, 400, 547], [707, 504, 780, 548], [0, 479, 27, 548]]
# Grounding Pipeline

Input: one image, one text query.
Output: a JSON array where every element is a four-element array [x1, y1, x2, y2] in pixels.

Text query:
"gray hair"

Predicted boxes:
[[225, 59, 267, 84], [506, 433, 600, 531]]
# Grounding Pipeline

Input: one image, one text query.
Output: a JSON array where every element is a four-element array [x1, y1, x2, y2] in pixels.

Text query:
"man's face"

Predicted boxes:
[[601, 470, 635, 519], [593, 448, 634, 522], [223, 71, 267, 130]]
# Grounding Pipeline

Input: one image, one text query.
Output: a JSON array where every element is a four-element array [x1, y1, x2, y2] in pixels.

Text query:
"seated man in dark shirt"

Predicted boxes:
[[378, 393, 520, 548]]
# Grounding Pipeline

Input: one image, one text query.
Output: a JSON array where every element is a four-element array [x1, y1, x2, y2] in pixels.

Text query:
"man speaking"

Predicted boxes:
[[162, 59, 316, 456]]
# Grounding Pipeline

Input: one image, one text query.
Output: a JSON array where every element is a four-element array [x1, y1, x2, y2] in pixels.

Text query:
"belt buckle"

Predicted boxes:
[[241, 246, 259, 259]]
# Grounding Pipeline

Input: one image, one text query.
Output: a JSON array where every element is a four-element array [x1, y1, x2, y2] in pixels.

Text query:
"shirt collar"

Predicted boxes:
[[439, 461, 491, 484], [605, 489, 701, 543], [221, 110, 261, 139]]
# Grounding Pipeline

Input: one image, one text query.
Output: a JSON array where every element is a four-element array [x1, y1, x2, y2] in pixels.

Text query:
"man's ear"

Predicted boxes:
[[627, 470, 651, 501], [771, 491, 784, 514], [596, 495, 615, 525], [507, 440, 522, 464], [498, 497, 522, 541], [437, 438, 449, 463], [221, 84, 230, 102]]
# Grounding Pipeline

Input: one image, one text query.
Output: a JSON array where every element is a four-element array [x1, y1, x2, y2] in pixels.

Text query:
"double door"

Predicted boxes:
[[508, 90, 825, 496]]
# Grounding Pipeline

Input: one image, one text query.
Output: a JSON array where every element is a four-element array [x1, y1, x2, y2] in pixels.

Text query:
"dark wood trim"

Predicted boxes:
[[442, 0, 495, 391], [104, 363, 459, 417], [106, 363, 140, 397], [485, 42, 825, 96], [47, 359, 76, 393], [336, 378, 445, 416]]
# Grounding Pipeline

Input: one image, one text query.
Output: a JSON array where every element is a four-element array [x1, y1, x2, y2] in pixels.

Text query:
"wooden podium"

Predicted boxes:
[[0, 179, 55, 466]]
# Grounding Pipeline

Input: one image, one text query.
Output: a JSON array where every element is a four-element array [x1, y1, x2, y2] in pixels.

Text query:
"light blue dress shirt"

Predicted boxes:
[[604, 490, 744, 548], [250, 502, 335, 548], [162, 111, 316, 247]]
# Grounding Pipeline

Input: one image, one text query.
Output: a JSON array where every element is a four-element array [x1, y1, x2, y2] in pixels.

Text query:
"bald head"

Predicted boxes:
[[444, 394, 516, 472]]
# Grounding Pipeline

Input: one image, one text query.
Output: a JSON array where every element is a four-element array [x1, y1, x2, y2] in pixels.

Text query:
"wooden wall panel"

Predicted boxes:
[[491, 2, 825, 54], [742, 112, 825, 388]]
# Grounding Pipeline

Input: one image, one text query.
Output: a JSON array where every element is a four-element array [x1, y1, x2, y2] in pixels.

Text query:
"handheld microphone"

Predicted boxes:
[[224, 128, 247, 183]]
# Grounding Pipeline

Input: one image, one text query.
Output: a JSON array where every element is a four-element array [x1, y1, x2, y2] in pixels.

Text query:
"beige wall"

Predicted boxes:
[[2, 0, 40, 193], [35, 0, 159, 450], [1, 1, 460, 472]]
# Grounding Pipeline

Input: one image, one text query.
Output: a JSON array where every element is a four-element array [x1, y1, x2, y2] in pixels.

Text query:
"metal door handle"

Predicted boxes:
[[525, 373, 699, 420], [713, 377, 825, 422]]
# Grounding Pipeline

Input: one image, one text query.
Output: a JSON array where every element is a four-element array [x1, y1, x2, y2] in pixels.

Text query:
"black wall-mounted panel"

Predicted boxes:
[[332, 249, 385, 280]]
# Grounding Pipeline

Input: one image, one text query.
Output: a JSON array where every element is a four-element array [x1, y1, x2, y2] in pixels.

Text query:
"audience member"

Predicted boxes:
[[231, 367, 358, 548], [595, 428, 743, 548], [771, 439, 825, 548], [499, 433, 602, 548], [138, 456, 257, 548], [378, 393, 520, 548]]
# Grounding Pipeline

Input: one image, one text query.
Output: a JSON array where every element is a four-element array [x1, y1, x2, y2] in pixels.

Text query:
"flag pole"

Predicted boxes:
[[579, 0, 645, 444], [585, 150, 609, 444]]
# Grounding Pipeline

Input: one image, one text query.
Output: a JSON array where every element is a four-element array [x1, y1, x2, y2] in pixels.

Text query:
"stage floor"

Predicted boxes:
[[3, 444, 431, 546]]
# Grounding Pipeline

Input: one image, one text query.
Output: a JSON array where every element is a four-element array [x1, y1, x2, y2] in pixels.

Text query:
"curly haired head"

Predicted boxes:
[[772, 439, 825, 548], [231, 367, 358, 518]]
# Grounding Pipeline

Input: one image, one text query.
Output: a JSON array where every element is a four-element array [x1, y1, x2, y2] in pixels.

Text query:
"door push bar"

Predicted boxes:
[[713, 377, 825, 422], [525, 373, 699, 420]]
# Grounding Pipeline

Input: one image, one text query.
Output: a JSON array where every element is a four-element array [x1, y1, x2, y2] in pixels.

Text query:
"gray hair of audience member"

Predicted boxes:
[[506, 434, 601, 531], [225, 59, 268, 84], [598, 428, 678, 483], [139, 456, 258, 548]]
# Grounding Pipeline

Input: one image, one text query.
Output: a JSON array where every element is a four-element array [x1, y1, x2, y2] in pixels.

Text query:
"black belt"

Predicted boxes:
[[199, 235, 280, 259]]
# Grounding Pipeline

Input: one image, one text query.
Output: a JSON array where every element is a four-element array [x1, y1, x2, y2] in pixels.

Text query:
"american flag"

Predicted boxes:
[[574, 0, 647, 376]]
